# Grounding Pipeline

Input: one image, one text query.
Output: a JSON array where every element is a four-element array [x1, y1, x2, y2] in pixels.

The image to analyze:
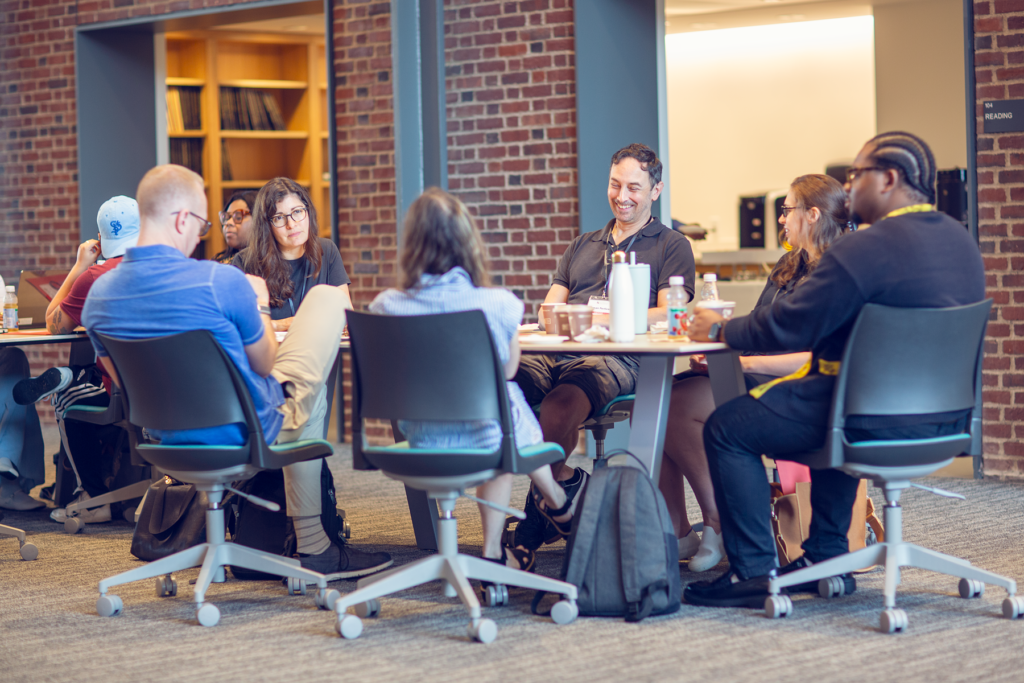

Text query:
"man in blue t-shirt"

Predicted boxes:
[[82, 164, 391, 580]]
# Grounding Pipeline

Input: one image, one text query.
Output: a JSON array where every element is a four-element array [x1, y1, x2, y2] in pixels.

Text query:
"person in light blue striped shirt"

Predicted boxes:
[[370, 188, 585, 572]]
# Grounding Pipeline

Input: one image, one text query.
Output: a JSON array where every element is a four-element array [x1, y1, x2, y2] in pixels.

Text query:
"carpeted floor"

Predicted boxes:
[[3, 426, 1024, 682]]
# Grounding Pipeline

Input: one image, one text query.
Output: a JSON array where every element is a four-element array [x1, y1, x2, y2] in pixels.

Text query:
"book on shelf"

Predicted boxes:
[[219, 87, 286, 131], [166, 86, 202, 133], [221, 140, 232, 182], [170, 138, 203, 176]]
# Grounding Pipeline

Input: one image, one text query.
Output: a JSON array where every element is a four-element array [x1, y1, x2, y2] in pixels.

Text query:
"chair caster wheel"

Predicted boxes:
[[19, 542, 38, 561], [959, 578, 984, 599], [337, 614, 363, 639], [468, 618, 497, 643], [478, 584, 509, 607], [96, 594, 123, 617], [550, 599, 578, 625], [764, 594, 792, 619], [287, 577, 306, 596], [880, 608, 907, 633], [354, 599, 381, 618], [819, 576, 847, 598], [156, 575, 177, 598], [196, 602, 220, 627], [315, 588, 340, 610], [1002, 595, 1024, 619], [64, 517, 83, 534]]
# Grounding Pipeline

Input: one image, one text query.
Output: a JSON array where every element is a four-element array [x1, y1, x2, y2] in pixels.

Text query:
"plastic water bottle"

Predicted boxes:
[[609, 250, 635, 343], [4, 285, 18, 331], [667, 276, 688, 337], [700, 273, 720, 303]]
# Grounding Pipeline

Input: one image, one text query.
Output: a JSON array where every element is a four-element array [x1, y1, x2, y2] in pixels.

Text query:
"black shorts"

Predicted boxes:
[[514, 354, 638, 418]]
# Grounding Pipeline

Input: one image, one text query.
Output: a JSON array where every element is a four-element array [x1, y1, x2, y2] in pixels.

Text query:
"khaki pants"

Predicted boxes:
[[270, 285, 346, 518]]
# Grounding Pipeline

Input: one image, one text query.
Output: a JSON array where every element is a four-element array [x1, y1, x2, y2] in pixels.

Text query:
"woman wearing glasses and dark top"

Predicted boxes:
[[661, 173, 851, 573], [212, 190, 256, 264], [232, 177, 353, 332]]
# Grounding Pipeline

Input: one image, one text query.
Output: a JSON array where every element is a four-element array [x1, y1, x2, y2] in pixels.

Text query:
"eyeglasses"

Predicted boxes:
[[780, 205, 803, 218], [845, 166, 886, 183], [270, 206, 308, 228], [171, 210, 212, 237], [219, 209, 251, 225]]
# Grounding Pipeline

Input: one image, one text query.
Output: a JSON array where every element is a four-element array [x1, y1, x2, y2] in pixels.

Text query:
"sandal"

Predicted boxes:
[[532, 468, 589, 538], [483, 545, 536, 574]]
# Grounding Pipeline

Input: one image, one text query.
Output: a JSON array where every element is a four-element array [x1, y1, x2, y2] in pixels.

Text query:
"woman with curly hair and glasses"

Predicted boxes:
[[233, 178, 352, 332]]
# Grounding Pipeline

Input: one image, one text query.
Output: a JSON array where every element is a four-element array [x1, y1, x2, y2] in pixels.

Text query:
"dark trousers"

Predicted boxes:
[[703, 394, 967, 579]]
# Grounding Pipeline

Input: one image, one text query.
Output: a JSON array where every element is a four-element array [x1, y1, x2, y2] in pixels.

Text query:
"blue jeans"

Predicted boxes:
[[703, 394, 967, 579], [0, 348, 44, 492]]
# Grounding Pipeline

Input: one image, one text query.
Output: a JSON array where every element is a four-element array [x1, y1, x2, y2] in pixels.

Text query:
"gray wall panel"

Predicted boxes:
[[575, 0, 663, 234]]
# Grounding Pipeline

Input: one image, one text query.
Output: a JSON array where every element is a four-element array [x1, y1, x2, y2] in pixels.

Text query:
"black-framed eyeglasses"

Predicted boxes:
[[780, 205, 803, 218], [171, 210, 212, 237], [846, 166, 886, 183], [219, 209, 251, 225], [270, 206, 308, 228]]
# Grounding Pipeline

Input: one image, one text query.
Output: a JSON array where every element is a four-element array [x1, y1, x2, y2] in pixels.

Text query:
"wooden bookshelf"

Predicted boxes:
[[164, 31, 330, 257]]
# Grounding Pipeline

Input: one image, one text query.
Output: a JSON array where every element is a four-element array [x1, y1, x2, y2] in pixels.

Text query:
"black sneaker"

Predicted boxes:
[[13, 367, 72, 405], [779, 556, 857, 596], [683, 569, 774, 608], [299, 541, 393, 581], [504, 483, 558, 551]]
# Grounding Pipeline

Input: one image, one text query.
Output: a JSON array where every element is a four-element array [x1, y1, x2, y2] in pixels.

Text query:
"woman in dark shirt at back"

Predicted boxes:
[[233, 177, 352, 331], [663, 173, 851, 572]]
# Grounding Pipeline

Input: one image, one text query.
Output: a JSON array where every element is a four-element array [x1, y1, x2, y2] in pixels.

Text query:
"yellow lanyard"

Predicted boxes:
[[882, 204, 934, 219]]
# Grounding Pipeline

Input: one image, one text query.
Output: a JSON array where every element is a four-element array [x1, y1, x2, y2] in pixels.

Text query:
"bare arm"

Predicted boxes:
[[647, 288, 676, 327], [242, 274, 278, 377], [505, 334, 521, 380], [739, 352, 810, 377], [543, 284, 569, 305], [46, 239, 101, 333]]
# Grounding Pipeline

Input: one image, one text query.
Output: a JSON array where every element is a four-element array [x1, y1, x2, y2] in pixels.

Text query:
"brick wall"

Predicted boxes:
[[444, 0, 577, 322], [973, 1, 1024, 477]]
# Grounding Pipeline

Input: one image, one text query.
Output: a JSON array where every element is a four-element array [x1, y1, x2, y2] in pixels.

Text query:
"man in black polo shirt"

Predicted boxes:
[[513, 143, 695, 548], [683, 131, 985, 608]]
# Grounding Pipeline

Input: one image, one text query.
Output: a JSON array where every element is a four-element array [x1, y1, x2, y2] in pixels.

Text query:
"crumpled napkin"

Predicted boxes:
[[574, 324, 610, 343]]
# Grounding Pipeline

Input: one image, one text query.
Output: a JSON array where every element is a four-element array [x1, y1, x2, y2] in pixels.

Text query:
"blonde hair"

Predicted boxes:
[[399, 188, 491, 290], [136, 164, 205, 225]]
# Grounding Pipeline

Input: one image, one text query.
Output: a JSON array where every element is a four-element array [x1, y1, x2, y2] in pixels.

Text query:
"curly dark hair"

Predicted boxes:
[[610, 143, 662, 188], [240, 178, 323, 309]]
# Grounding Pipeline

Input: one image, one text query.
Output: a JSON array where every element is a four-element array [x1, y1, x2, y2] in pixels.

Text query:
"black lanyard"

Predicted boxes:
[[602, 219, 650, 296], [287, 259, 309, 316]]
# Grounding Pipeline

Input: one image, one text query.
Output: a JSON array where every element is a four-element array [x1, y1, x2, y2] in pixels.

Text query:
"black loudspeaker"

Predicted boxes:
[[937, 168, 968, 225], [739, 195, 766, 248]]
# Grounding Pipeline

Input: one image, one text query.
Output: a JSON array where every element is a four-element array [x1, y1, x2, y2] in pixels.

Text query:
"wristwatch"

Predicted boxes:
[[258, 305, 271, 317], [709, 321, 724, 342]]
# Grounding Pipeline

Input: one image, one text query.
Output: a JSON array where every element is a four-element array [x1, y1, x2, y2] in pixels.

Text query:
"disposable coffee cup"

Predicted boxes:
[[540, 303, 565, 333], [695, 300, 736, 320], [554, 308, 572, 337], [564, 305, 594, 339]]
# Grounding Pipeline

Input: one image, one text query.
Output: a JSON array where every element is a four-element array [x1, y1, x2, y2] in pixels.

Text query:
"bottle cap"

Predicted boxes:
[[611, 250, 627, 264], [5, 286, 14, 292], [669, 276, 684, 286], [702, 273, 717, 282]]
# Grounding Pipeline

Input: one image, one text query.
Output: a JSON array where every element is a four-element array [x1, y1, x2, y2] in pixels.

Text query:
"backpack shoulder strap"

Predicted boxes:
[[618, 467, 641, 606], [564, 468, 607, 589]]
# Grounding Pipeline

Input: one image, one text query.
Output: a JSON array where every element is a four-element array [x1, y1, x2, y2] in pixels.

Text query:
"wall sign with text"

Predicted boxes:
[[984, 100, 1024, 133]]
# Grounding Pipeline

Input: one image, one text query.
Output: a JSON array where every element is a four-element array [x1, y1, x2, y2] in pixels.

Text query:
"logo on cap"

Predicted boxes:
[[110, 220, 122, 236]]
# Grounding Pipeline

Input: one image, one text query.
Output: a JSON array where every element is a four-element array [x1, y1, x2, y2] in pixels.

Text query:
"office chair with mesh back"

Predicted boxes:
[[92, 330, 340, 627], [338, 310, 578, 643], [762, 301, 1022, 633]]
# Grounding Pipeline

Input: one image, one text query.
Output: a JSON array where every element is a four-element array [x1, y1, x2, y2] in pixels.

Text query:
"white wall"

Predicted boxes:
[[874, 0, 966, 169], [666, 17, 877, 254]]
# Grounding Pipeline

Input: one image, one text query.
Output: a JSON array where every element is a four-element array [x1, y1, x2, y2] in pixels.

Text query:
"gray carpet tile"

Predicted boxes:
[[3, 425, 1024, 682]]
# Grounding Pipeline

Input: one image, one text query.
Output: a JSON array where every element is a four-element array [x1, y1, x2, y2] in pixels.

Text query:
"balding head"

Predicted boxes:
[[135, 164, 207, 254]]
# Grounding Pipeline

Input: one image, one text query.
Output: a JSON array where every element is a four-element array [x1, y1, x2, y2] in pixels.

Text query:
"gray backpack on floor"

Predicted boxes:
[[534, 453, 681, 621]]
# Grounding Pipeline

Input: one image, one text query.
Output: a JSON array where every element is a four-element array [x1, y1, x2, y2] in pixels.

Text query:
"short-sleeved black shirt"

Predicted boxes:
[[232, 237, 350, 320], [552, 218, 696, 307]]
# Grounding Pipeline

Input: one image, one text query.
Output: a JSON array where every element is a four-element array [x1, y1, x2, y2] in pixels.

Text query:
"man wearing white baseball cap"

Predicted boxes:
[[6, 196, 142, 520]]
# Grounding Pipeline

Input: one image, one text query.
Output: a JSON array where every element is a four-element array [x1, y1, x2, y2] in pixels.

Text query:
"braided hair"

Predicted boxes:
[[866, 131, 937, 204]]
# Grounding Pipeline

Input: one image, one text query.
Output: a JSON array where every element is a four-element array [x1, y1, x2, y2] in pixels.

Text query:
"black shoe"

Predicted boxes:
[[13, 367, 71, 405], [504, 483, 560, 551], [299, 541, 393, 581], [683, 569, 774, 608], [779, 556, 857, 596]]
